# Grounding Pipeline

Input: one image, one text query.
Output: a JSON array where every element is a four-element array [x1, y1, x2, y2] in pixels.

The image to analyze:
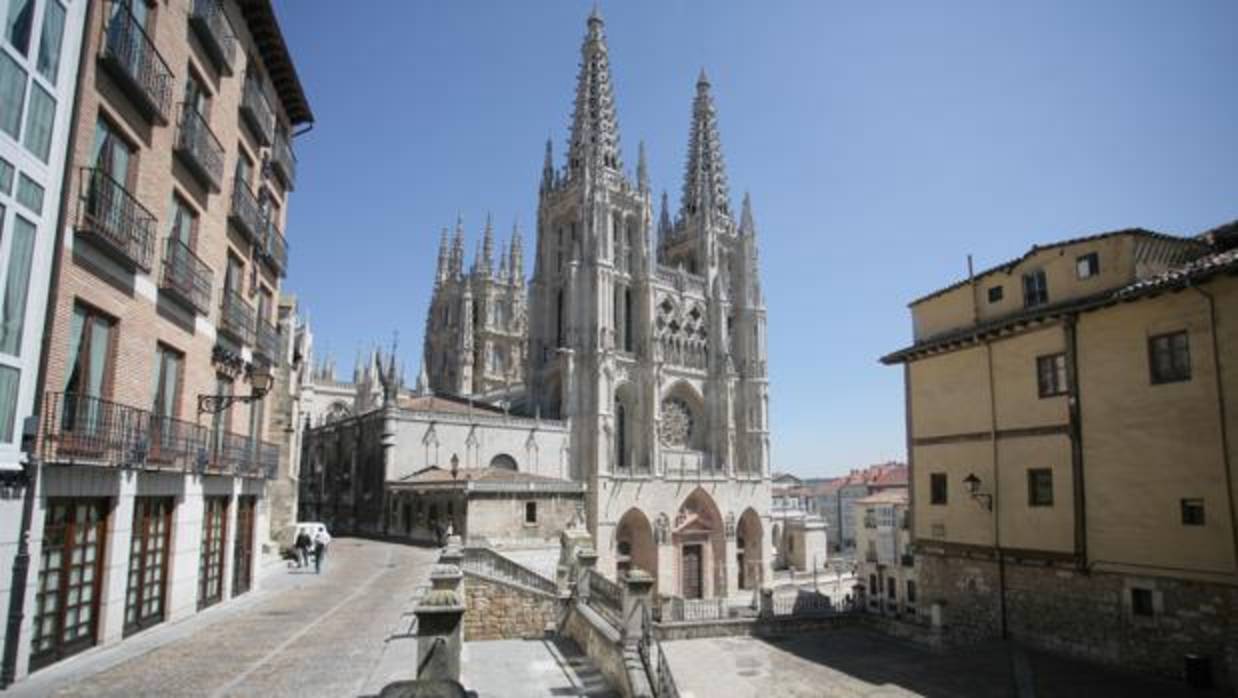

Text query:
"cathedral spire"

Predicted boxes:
[[472, 238, 483, 276], [658, 190, 671, 246], [637, 140, 649, 193], [541, 138, 554, 192], [435, 228, 449, 284], [740, 191, 756, 237], [680, 68, 731, 222], [482, 213, 495, 276], [510, 221, 524, 284], [451, 215, 466, 278], [567, 9, 622, 178]]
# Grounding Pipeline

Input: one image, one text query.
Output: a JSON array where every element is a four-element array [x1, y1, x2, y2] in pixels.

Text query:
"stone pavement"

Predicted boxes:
[[663, 628, 1227, 698], [462, 637, 619, 698], [8, 538, 438, 698]]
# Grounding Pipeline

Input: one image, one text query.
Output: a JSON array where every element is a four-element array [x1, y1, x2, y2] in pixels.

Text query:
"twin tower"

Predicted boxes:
[[423, 8, 769, 483]]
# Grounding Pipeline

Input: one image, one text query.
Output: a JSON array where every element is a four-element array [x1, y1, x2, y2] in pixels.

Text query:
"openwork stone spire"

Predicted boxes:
[[450, 215, 466, 278], [567, 9, 622, 177], [435, 228, 450, 284], [510, 222, 524, 284], [481, 213, 495, 275], [740, 191, 755, 237], [680, 69, 731, 222]]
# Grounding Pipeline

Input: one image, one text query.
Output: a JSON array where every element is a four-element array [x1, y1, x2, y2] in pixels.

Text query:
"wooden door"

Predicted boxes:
[[30, 499, 108, 671], [232, 496, 255, 596], [682, 544, 703, 599], [198, 497, 228, 609], [125, 497, 173, 636]]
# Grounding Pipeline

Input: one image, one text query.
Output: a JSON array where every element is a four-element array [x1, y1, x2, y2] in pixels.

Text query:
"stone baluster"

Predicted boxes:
[[575, 546, 599, 603], [414, 563, 465, 683], [621, 569, 655, 641], [758, 586, 774, 619]]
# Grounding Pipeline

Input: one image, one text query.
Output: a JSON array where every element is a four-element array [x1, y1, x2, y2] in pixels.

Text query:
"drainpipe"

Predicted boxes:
[[1, 0, 94, 684], [1064, 314, 1088, 570], [1188, 284, 1238, 572], [984, 340, 1008, 640]]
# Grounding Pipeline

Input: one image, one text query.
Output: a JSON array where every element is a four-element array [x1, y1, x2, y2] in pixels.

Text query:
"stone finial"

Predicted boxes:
[[680, 67, 731, 222]]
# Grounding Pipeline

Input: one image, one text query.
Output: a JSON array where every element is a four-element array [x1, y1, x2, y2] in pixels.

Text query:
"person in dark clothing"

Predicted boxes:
[[312, 529, 331, 574], [294, 529, 312, 569]]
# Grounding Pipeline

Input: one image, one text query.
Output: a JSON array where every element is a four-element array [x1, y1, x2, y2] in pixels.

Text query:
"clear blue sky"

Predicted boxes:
[[275, 1, 1237, 479]]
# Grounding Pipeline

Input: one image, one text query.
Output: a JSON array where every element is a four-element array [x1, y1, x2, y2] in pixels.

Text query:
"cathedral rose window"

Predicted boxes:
[[660, 398, 694, 448]]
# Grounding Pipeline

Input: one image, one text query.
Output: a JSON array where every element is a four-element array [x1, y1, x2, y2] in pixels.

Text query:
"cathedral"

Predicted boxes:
[[303, 9, 772, 600]]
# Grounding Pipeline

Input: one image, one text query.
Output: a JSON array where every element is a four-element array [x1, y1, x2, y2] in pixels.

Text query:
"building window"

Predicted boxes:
[[0, 215, 36, 356], [1130, 588, 1154, 617], [0, 50, 27, 139], [1027, 469, 1053, 507], [887, 577, 896, 600], [525, 501, 537, 524], [987, 286, 1003, 303], [22, 80, 54, 162], [930, 473, 947, 505], [1076, 252, 1099, 279], [1022, 270, 1048, 308], [0, 364, 19, 442], [64, 304, 115, 400], [4, 0, 35, 56], [0, 157, 12, 193], [906, 580, 917, 604], [16, 172, 42, 213], [35, 0, 65, 84], [1181, 498, 1205, 526], [868, 574, 876, 594], [1036, 353, 1068, 397], [1149, 331, 1190, 384]]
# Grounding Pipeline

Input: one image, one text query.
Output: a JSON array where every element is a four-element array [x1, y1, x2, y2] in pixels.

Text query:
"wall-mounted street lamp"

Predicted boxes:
[[198, 363, 275, 415], [963, 473, 993, 511]]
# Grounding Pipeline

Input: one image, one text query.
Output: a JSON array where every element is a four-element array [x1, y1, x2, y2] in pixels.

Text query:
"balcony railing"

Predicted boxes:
[[99, 0, 172, 123], [258, 441, 279, 479], [175, 105, 224, 191], [219, 288, 255, 346], [161, 237, 212, 314], [76, 168, 155, 272], [255, 317, 279, 362], [260, 220, 287, 277], [188, 0, 235, 75], [229, 179, 263, 242], [271, 132, 296, 190], [240, 74, 275, 145], [42, 392, 208, 472], [212, 430, 252, 475]]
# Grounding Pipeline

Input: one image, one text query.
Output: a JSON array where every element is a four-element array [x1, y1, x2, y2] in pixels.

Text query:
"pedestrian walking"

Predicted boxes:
[[295, 529, 312, 569], [313, 528, 332, 574]]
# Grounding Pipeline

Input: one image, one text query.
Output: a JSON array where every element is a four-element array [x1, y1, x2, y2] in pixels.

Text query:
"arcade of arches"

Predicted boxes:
[[613, 489, 765, 599]]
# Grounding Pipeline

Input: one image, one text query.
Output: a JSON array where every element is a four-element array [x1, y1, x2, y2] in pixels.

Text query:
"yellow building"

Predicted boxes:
[[882, 222, 1238, 689]]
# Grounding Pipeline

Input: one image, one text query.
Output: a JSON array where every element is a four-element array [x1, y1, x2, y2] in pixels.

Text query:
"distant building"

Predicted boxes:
[[882, 222, 1238, 688], [807, 462, 907, 550], [771, 473, 828, 570], [854, 490, 916, 619]]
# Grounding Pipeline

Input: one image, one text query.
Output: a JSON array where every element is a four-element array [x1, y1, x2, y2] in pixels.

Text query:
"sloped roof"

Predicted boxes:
[[398, 393, 506, 415], [869, 465, 909, 487], [908, 228, 1184, 307], [398, 465, 564, 484]]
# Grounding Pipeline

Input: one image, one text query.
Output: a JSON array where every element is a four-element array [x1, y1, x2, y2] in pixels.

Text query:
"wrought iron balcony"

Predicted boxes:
[[99, 0, 172, 124], [188, 0, 235, 75], [229, 179, 263, 242], [161, 237, 212, 314], [219, 288, 255, 346], [211, 430, 252, 475], [76, 168, 155, 272], [271, 131, 296, 190], [255, 317, 279, 362], [258, 441, 280, 479], [175, 105, 224, 192], [260, 219, 287, 277], [41, 392, 206, 472], [240, 73, 275, 146]]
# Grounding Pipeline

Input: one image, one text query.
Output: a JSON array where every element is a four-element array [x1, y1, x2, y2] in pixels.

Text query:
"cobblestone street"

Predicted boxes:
[[8, 538, 436, 698]]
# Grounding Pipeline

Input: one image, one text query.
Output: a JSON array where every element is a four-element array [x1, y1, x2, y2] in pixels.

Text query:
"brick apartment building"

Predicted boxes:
[[1, 0, 311, 684]]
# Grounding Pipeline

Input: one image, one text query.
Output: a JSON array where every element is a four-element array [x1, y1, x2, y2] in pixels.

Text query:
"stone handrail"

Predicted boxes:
[[637, 604, 681, 698], [460, 546, 557, 596], [583, 569, 623, 628]]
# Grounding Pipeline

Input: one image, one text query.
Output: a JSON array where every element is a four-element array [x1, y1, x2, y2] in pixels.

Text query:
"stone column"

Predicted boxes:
[[621, 569, 655, 641], [415, 563, 465, 683], [724, 537, 739, 598], [575, 546, 598, 603], [758, 587, 774, 619]]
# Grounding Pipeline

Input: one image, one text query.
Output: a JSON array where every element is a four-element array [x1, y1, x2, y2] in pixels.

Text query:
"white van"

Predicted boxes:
[[276, 522, 329, 560]]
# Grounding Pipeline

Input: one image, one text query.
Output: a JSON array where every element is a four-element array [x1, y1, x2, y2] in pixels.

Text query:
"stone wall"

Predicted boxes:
[[920, 553, 1238, 689], [561, 602, 631, 698], [461, 575, 559, 641]]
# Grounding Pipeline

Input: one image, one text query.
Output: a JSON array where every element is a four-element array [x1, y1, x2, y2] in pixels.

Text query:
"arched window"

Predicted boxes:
[[624, 287, 633, 352], [615, 400, 628, 469], [556, 289, 565, 348], [490, 453, 518, 471]]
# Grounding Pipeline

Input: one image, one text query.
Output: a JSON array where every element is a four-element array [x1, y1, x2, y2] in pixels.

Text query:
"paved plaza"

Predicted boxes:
[[8, 538, 437, 698], [664, 628, 1225, 698], [462, 638, 619, 698]]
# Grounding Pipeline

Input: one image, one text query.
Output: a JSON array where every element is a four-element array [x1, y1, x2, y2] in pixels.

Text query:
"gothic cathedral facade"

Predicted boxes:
[[421, 10, 772, 598]]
